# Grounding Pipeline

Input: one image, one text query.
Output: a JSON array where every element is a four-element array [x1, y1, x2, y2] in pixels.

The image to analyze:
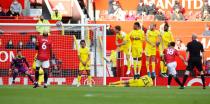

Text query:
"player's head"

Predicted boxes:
[[114, 25, 121, 33], [164, 22, 169, 32], [43, 31, 49, 37], [17, 50, 22, 58], [40, 15, 44, 21], [80, 40, 86, 48], [150, 23, 156, 31], [169, 42, 176, 47], [192, 34, 197, 40], [133, 22, 140, 30]]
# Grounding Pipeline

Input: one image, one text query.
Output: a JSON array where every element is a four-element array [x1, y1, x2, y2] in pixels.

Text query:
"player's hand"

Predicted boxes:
[[82, 62, 86, 66], [184, 61, 188, 66]]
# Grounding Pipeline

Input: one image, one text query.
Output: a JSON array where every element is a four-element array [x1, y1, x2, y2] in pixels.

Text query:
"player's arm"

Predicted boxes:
[[78, 55, 85, 65], [178, 54, 187, 66], [115, 36, 120, 47], [200, 43, 205, 65], [85, 53, 90, 65], [24, 57, 30, 69], [146, 32, 155, 46]]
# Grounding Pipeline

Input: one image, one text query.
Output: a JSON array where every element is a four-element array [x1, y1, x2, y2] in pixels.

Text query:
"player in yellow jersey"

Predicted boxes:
[[129, 22, 145, 79], [77, 40, 92, 87], [115, 25, 131, 75], [109, 75, 153, 87], [159, 23, 174, 77], [145, 23, 160, 79], [32, 54, 44, 86]]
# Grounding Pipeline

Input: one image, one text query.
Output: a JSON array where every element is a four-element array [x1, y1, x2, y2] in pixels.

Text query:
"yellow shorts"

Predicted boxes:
[[145, 45, 156, 56], [79, 62, 90, 71], [131, 46, 142, 58], [128, 79, 145, 87], [119, 46, 130, 55]]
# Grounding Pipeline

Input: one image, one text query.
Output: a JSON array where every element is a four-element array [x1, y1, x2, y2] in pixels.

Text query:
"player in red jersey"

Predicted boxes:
[[163, 42, 187, 88], [34, 31, 52, 88]]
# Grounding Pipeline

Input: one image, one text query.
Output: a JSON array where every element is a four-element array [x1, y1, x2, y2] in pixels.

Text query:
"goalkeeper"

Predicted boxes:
[[109, 75, 153, 87]]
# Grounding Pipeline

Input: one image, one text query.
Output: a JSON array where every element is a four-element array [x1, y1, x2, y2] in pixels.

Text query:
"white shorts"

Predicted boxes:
[[167, 61, 177, 76], [36, 60, 50, 69]]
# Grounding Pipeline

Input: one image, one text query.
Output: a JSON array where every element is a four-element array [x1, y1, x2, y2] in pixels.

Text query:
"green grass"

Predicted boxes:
[[0, 86, 209, 104]]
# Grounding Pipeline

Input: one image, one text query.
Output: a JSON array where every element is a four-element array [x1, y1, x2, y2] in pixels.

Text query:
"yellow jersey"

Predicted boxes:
[[116, 32, 131, 47], [160, 31, 174, 49], [79, 47, 90, 63], [129, 29, 145, 47], [146, 30, 159, 47]]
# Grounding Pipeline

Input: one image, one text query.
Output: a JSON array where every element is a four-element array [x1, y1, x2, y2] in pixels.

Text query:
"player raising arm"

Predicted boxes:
[[77, 40, 92, 87], [9, 50, 34, 84], [114, 25, 131, 75], [34, 31, 53, 88], [163, 42, 187, 88]]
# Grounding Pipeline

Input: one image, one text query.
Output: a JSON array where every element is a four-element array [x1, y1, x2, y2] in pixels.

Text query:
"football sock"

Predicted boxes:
[[27, 74, 34, 83], [152, 62, 155, 72], [88, 76, 92, 84], [133, 60, 137, 74], [137, 60, 142, 74], [174, 76, 182, 86], [168, 74, 172, 85], [127, 59, 131, 71], [44, 69, 48, 84], [160, 61, 164, 73], [146, 61, 150, 72], [12, 72, 18, 81], [77, 75, 81, 84], [182, 75, 188, 87], [201, 75, 206, 88]]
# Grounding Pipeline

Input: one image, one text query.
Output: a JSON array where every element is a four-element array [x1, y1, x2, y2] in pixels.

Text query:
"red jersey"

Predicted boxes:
[[37, 37, 52, 61], [163, 47, 179, 64]]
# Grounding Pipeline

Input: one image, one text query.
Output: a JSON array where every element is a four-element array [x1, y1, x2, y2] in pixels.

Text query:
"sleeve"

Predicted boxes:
[[200, 43, 204, 52], [186, 43, 190, 52], [10, 59, 15, 69], [174, 49, 179, 56]]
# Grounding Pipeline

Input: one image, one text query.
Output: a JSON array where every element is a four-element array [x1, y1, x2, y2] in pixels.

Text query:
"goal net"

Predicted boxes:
[[0, 23, 107, 86]]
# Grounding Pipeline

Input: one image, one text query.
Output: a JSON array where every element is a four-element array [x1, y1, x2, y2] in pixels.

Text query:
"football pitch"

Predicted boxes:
[[0, 86, 209, 104]]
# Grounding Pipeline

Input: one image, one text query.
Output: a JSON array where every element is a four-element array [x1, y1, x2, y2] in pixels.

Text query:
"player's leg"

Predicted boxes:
[[146, 56, 151, 77], [111, 67, 117, 77], [137, 48, 142, 77], [42, 60, 50, 88], [181, 60, 194, 89], [24, 70, 34, 83], [170, 62, 182, 87], [133, 58, 138, 78], [34, 60, 41, 88], [12, 69, 18, 84], [195, 60, 206, 89], [167, 63, 172, 88], [160, 56, 168, 77], [77, 63, 83, 87], [86, 69, 92, 87], [151, 55, 156, 79]]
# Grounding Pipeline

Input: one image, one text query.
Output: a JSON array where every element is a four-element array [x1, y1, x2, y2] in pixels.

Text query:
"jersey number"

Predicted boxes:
[[167, 49, 174, 55], [41, 42, 47, 50]]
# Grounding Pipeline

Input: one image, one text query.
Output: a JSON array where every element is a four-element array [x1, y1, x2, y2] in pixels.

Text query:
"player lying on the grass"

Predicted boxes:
[[109, 75, 153, 87], [163, 42, 187, 88], [77, 40, 92, 87], [34, 31, 52, 88], [9, 50, 34, 84], [32, 54, 44, 86]]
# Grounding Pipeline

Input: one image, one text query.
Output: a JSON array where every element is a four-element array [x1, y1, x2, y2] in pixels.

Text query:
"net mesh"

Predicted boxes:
[[0, 24, 107, 86]]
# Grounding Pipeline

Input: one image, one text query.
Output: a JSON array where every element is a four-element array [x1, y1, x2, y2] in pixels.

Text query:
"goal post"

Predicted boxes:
[[0, 23, 107, 86]]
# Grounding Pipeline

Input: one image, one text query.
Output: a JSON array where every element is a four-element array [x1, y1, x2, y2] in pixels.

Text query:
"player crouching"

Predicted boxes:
[[77, 40, 92, 87], [9, 50, 34, 85], [109, 75, 153, 87], [163, 42, 187, 88]]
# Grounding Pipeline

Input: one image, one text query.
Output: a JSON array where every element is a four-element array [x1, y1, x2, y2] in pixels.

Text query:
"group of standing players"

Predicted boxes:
[[113, 22, 206, 89]]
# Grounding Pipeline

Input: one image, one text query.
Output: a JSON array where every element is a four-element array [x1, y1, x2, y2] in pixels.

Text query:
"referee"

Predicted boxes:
[[181, 34, 206, 89]]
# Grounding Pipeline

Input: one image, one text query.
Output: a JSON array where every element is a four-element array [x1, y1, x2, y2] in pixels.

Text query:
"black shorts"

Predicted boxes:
[[186, 58, 203, 72]]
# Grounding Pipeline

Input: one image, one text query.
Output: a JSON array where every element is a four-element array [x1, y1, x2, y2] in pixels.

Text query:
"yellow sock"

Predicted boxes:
[[137, 60, 142, 74], [77, 75, 81, 84], [152, 62, 155, 72], [163, 66, 168, 73], [88, 75, 92, 84], [127, 59, 131, 71], [146, 61, 150, 72], [133, 60, 137, 74], [160, 61, 164, 73]]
